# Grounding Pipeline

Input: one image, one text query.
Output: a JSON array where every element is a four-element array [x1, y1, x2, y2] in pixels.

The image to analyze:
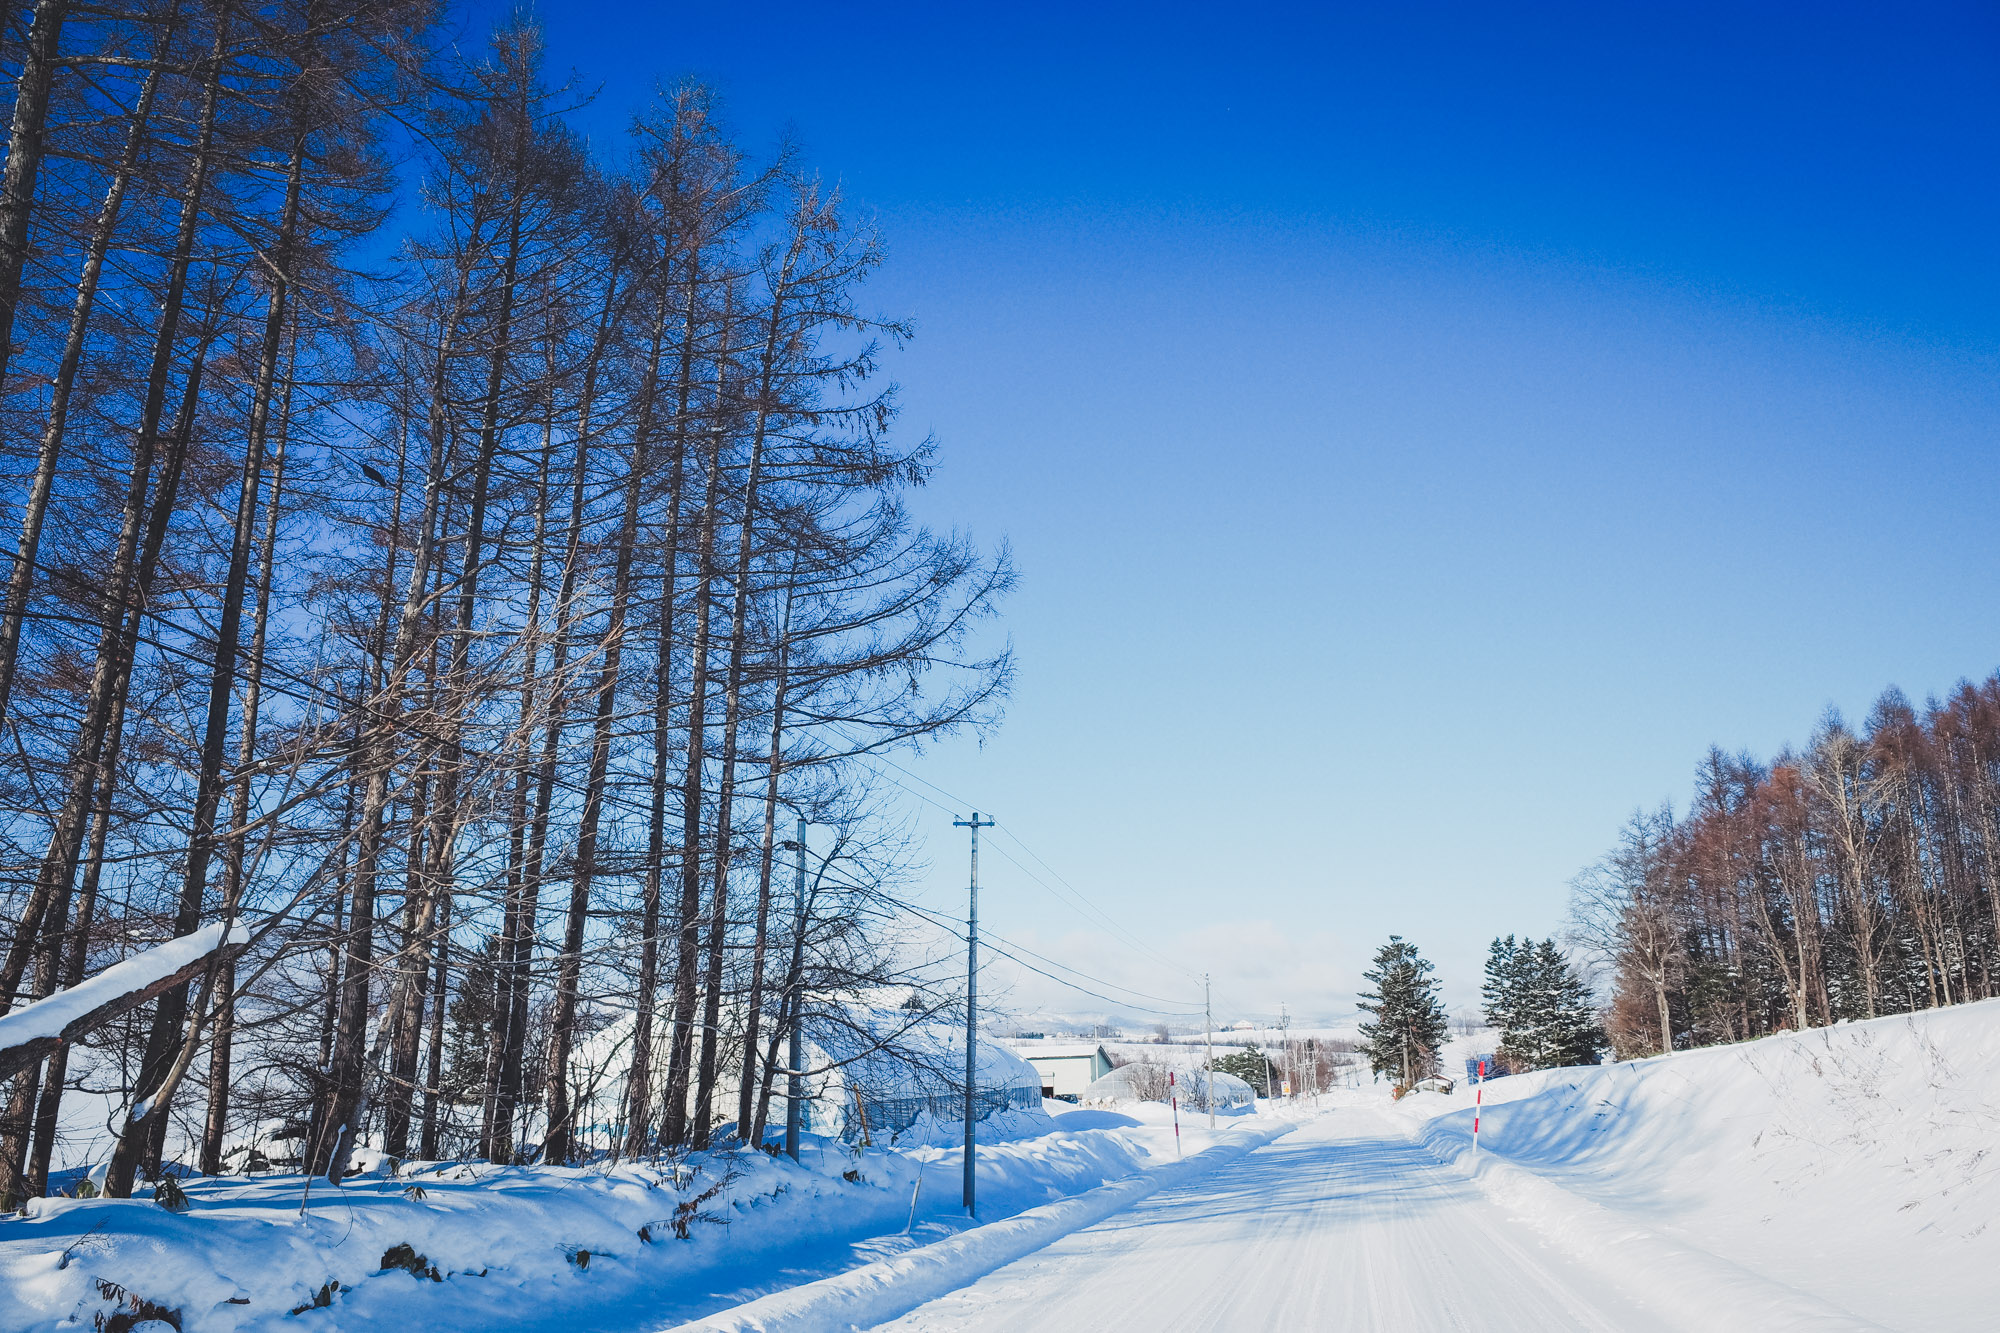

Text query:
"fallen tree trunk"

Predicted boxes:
[[0, 923, 249, 1082]]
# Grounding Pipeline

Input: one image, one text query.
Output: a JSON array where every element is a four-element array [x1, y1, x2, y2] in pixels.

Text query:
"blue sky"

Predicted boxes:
[[481, 2, 2000, 1021]]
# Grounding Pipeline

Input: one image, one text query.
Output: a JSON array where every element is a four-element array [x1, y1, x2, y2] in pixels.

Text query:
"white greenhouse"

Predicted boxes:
[[779, 1007, 1047, 1146], [1083, 1063, 1256, 1113], [519, 1004, 1048, 1155]]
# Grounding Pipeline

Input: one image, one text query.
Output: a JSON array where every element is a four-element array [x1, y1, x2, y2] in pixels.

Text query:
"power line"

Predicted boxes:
[[982, 930, 1204, 1010], [891, 897, 1203, 1021], [808, 860, 1120, 996], [980, 837, 1200, 982], [981, 939, 1204, 1021], [826, 748, 960, 818], [826, 733, 1201, 981]]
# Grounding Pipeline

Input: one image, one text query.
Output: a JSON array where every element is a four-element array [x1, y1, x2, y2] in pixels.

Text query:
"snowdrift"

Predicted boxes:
[[1402, 999, 2000, 1329], [0, 1103, 1273, 1332]]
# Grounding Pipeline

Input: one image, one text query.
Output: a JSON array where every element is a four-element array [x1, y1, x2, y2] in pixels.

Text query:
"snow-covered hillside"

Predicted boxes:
[[1397, 999, 2000, 1328]]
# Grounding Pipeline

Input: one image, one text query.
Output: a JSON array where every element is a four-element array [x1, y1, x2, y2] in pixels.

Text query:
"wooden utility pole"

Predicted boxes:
[[1278, 1003, 1290, 1100], [1204, 973, 1215, 1128], [953, 811, 993, 1216]]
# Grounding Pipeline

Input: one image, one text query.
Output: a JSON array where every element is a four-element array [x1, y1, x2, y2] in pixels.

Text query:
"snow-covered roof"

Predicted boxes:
[[1009, 1042, 1109, 1061], [811, 1008, 1041, 1096], [1083, 1065, 1255, 1109]]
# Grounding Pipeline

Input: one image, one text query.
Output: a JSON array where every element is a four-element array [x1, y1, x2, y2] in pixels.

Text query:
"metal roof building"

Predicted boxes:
[[1006, 1041, 1115, 1101]]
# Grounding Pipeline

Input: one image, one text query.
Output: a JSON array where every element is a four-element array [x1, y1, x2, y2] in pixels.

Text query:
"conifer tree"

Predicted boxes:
[[1209, 1046, 1270, 1096], [1484, 935, 1606, 1070], [1481, 934, 1526, 1064], [1358, 936, 1448, 1087], [1532, 939, 1609, 1068]]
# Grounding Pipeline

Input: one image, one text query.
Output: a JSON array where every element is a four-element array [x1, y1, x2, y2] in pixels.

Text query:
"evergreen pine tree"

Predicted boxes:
[[1357, 936, 1449, 1088], [443, 936, 502, 1104], [1485, 934, 1544, 1070], [1519, 939, 1558, 1066], [1485, 936, 1608, 1070], [1209, 1045, 1271, 1096], [1482, 935, 1521, 1062], [1534, 939, 1609, 1067]]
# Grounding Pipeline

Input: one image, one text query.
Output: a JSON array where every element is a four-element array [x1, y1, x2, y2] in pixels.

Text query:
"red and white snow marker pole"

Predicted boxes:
[[1169, 1070, 1182, 1158], [1473, 1059, 1487, 1159]]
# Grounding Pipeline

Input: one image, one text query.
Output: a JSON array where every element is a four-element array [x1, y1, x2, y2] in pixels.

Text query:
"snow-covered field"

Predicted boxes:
[[6, 1000, 1995, 1330]]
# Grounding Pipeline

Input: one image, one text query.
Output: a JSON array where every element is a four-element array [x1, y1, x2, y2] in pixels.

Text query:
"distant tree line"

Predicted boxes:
[[0, 0, 1011, 1207], [1570, 679, 2000, 1058]]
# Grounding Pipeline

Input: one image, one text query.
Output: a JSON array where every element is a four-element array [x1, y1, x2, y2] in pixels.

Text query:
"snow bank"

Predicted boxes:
[[1398, 1001, 2000, 1330], [676, 1116, 1296, 1332], [0, 1101, 1284, 1331]]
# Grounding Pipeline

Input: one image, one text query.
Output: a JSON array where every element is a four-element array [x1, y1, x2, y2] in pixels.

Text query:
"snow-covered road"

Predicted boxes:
[[864, 1109, 1669, 1332]]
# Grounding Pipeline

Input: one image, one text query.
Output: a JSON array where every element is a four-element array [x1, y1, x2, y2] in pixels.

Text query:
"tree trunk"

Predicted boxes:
[[0, 20, 227, 1018], [0, 0, 68, 389], [382, 768, 431, 1159], [314, 765, 354, 1122], [748, 986, 789, 1150], [485, 394, 556, 1160], [643, 271, 696, 1148], [700, 273, 793, 1143], [18, 337, 208, 1197], [312, 393, 412, 1170], [600, 287, 676, 1161], [108, 124, 309, 1198], [754, 849, 813, 1148], [0, 7, 164, 738], [0, 896, 64, 1203], [622, 473, 681, 1159], [318, 338, 457, 1182], [200, 321, 297, 1174], [1654, 972, 1673, 1054], [546, 299, 667, 1165], [736, 614, 790, 1141], [664, 299, 726, 1146], [0, 0, 73, 727], [497, 273, 620, 1162], [419, 904, 449, 1160], [409, 75, 530, 1163], [23, 789, 103, 1197]]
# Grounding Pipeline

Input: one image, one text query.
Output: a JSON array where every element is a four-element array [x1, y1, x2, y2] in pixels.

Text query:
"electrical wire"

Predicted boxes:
[[808, 862, 1183, 1007], [889, 895, 1204, 1021], [985, 821, 1199, 978], [827, 730, 1202, 983], [979, 837, 1201, 982]]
